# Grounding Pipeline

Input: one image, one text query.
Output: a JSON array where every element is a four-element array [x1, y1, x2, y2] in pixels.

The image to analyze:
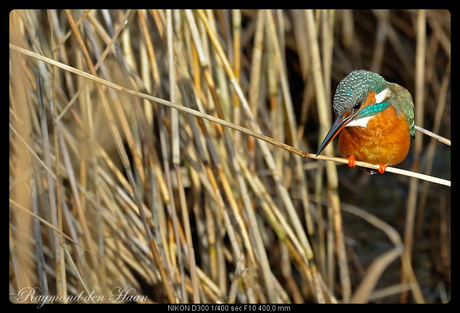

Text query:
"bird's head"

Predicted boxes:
[[317, 70, 391, 156]]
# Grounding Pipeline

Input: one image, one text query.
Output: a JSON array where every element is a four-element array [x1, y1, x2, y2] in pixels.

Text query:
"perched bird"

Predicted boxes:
[[316, 70, 415, 174]]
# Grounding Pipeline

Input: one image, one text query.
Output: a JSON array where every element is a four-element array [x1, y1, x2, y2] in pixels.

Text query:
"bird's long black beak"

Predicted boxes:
[[316, 113, 357, 157]]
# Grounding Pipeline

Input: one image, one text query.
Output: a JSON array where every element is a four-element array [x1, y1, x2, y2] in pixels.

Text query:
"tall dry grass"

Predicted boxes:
[[10, 10, 450, 304]]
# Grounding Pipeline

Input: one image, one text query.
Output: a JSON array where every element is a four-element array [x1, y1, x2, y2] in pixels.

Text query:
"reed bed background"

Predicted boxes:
[[9, 9, 450, 304]]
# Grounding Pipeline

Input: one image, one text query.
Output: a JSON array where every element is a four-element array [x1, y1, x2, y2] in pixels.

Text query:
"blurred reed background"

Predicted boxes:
[[9, 9, 450, 304]]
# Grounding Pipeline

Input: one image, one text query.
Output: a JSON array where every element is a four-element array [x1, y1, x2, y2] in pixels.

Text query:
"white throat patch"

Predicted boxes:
[[346, 116, 373, 128]]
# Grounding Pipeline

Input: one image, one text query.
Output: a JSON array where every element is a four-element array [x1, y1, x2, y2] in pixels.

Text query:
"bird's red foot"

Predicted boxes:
[[378, 165, 387, 174], [347, 155, 356, 168]]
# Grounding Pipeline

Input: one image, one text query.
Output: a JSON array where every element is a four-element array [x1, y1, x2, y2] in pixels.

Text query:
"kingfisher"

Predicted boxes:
[[316, 70, 415, 174]]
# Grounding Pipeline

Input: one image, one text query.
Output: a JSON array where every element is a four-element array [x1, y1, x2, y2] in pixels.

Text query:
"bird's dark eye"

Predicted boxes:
[[353, 103, 361, 110]]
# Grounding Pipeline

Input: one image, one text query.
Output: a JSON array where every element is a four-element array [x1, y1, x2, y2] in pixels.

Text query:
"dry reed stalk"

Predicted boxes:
[[305, 9, 351, 301], [400, 9, 426, 303]]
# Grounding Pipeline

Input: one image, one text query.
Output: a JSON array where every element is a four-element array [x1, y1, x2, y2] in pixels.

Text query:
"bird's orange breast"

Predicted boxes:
[[338, 106, 411, 166]]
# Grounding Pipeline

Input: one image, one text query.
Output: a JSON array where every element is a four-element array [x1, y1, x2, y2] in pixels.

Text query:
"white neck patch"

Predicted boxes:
[[375, 87, 391, 104]]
